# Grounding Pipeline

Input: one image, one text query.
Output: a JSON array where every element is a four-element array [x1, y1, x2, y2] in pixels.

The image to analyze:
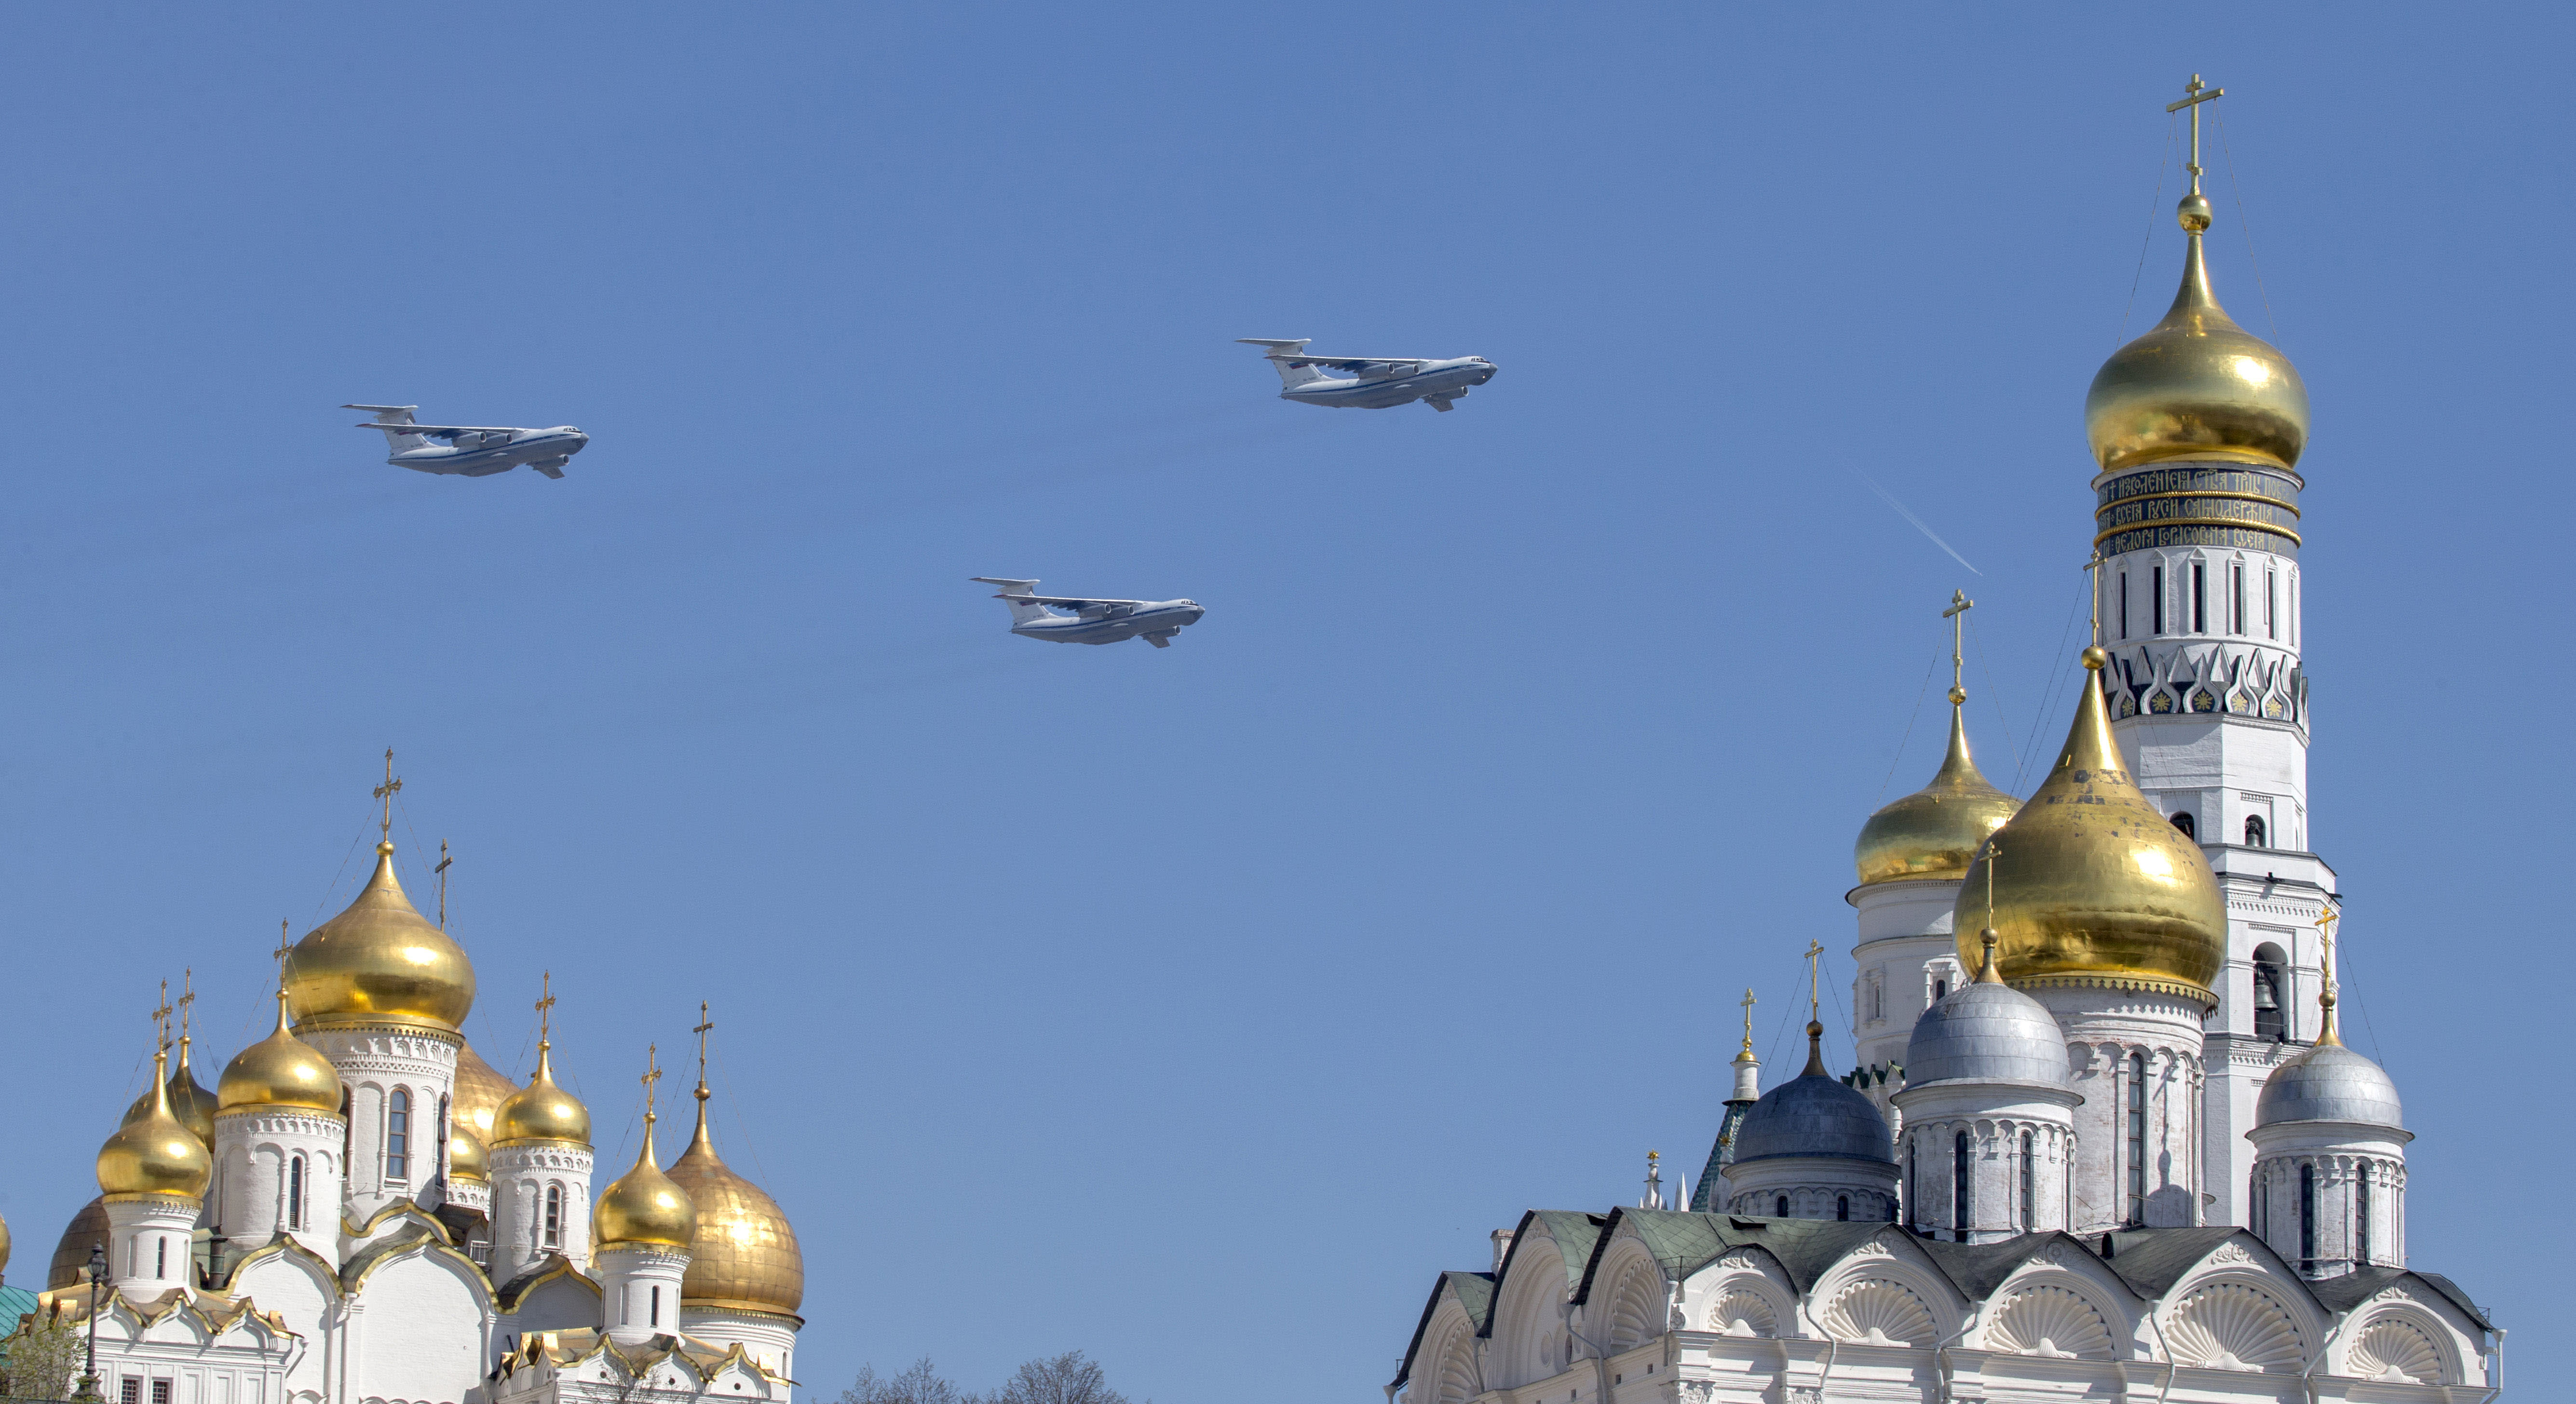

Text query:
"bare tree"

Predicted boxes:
[[985, 1352, 1128, 1404], [838, 1359, 969, 1404]]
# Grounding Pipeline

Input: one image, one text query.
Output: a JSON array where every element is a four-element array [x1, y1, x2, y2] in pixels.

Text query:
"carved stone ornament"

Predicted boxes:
[[2035, 1242, 2069, 1268], [1714, 1253, 1757, 1271], [2203, 1242, 2255, 1267], [1677, 1383, 1716, 1404], [1844, 1237, 1895, 1260], [2372, 1284, 2413, 1304]]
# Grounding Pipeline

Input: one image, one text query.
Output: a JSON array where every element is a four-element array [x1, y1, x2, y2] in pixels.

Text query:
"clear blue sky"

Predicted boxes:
[[0, 5, 2564, 1397]]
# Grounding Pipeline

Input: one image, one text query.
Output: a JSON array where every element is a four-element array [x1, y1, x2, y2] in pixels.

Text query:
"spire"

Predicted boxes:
[[2314, 905, 2343, 1047], [1975, 842, 2004, 984], [1801, 942, 1828, 1076], [691, 1001, 717, 1156], [175, 970, 195, 1072], [1638, 1151, 1664, 1210], [637, 1044, 664, 1172]]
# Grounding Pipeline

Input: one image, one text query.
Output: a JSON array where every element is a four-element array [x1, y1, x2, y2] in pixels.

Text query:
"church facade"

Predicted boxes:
[[0, 833, 806, 1404], [1392, 89, 2498, 1404]]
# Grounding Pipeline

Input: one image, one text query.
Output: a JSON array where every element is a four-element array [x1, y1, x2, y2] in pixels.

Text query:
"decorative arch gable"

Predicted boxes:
[[1491, 1237, 1570, 1389], [2164, 1281, 2305, 1372], [1683, 1246, 1792, 1339], [1808, 1232, 1963, 1342], [1986, 1284, 2115, 1360], [1603, 1260, 1664, 1351], [2344, 1312, 2444, 1385]]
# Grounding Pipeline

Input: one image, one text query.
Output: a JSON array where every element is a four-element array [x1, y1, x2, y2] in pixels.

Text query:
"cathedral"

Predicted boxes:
[[1388, 88, 2498, 1402], [0, 824, 806, 1404]]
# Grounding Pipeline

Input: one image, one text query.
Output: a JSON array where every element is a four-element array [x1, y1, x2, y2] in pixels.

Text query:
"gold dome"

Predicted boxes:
[[123, 1040, 217, 1146], [1854, 697, 2022, 886], [2085, 215, 2307, 473], [1954, 649, 2224, 999], [492, 1041, 591, 1147], [1, 1206, 12, 1281], [218, 991, 344, 1113], [98, 1050, 212, 1201], [285, 842, 475, 1033], [666, 1087, 803, 1314], [453, 1044, 520, 1139], [448, 1126, 489, 1183], [47, 1198, 108, 1290], [595, 1115, 696, 1249]]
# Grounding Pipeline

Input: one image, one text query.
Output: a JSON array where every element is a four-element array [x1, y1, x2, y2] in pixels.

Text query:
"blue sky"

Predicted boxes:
[[0, 4, 2566, 1396]]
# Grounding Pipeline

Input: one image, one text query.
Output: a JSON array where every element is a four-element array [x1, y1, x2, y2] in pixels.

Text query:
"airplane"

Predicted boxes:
[[346, 405, 591, 480], [1235, 338, 1496, 412], [971, 578, 1206, 648]]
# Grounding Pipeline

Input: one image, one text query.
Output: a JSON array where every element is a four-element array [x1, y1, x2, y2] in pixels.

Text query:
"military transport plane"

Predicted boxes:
[[1235, 339, 1496, 412], [346, 405, 590, 479], [972, 578, 1206, 648]]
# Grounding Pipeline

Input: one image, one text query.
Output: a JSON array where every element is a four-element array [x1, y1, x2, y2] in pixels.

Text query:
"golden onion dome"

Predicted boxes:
[[47, 1197, 109, 1290], [218, 991, 345, 1113], [452, 1043, 520, 1139], [98, 1051, 212, 1201], [2085, 198, 2308, 473], [595, 1116, 696, 1249], [666, 1087, 804, 1314], [1954, 649, 2225, 999], [123, 1041, 217, 1146], [1854, 693, 2022, 887], [285, 841, 475, 1033], [448, 1125, 489, 1183], [1, 1206, 12, 1281], [492, 1040, 591, 1147]]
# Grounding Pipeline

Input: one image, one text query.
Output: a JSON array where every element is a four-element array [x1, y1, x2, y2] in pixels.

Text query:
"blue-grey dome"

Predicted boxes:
[[2256, 1042, 2402, 1129], [1732, 1073, 1894, 1165], [1904, 982, 2069, 1088]]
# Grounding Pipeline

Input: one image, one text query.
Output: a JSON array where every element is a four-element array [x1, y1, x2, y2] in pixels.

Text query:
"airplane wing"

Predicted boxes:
[[1003, 594, 1152, 608], [352, 423, 530, 434], [1268, 355, 1427, 372]]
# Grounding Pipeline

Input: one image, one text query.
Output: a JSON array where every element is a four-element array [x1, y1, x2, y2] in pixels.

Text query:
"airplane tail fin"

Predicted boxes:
[[1235, 338, 1324, 387], [971, 577, 1058, 625], [344, 404, 426, 452]]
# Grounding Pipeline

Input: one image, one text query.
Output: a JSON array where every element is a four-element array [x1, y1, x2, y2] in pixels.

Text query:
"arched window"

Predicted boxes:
[[1953, 1131, 1972, 1242], [2245, 815, 2267, 848], [155, 1236, 167, 1279], [2170, 811, 2196, 840], [2020, 1131, 2035, 1230], [2299, 1163, 2317, 1267], [1932, 977, 1948, 1001], [1775, 1195, 1788, 1217], [2251, 1169, 2263, 1238], [386, 1089, 411, 1181], [543, 1184, 563, 1248], [438, 1094, 452, 1179], [2252, 944, 2288, 1041], [2126, 1053, 2148, 1225], [2356, 1169, 2371, 1266], [650, 1284, 662, 1327], [288, 1155, 305, 1230], [1836, 1195, 1849, 1222]]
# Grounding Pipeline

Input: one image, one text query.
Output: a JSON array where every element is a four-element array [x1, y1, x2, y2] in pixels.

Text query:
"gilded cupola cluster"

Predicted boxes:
[[285, 841, 476, 1034], [1952, 649, 2225, 999]]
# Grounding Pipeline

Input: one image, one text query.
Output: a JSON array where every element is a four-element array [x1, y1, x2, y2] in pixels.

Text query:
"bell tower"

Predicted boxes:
[[2082, 76, 2339, 1228]]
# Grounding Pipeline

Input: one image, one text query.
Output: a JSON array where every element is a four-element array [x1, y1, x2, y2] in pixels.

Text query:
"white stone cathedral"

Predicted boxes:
[[0, 835, 806, 1404], [1390, 92, 2497, 1403]]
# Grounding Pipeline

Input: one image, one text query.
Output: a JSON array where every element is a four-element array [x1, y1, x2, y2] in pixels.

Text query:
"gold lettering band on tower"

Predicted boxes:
[[2094, 460, 2303, 556]]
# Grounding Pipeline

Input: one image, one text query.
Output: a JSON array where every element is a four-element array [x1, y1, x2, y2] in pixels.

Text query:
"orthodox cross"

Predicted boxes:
[[640, 1044, 663, 1128], [2313, 904, 2341, 986], [693, 1002, 715, 1095], [2083, 550, 2106, 648], [1941, 591, 1974, 703], [176, 969, 196, 1053], [1803, 940, 1824, 1022], [2166, 74, 2225, 198], [373, 748, 403, 843], [274, 919, 295, 988], [534, 971, 557, 1045], [434, 840, 453, 930], [151, 979, 173, 1053], [1737, 987, 1756, 1055]]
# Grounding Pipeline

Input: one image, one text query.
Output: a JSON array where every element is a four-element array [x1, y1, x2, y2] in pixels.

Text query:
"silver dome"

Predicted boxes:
[[1904, 982, 2069, 1088], [1732, 1074, 1894, 1165], [2256, 1043, 2402, 1129]]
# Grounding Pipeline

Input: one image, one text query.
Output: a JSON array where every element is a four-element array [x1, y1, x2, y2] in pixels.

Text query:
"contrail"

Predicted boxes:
[[1857, 472, 1981, 577]]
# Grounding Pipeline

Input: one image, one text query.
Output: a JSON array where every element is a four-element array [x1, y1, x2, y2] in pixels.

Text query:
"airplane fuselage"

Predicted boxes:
[[1012, 600, 1207, 646], [388, 428, 590, 477], [1283, 357, 1496, 410]]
